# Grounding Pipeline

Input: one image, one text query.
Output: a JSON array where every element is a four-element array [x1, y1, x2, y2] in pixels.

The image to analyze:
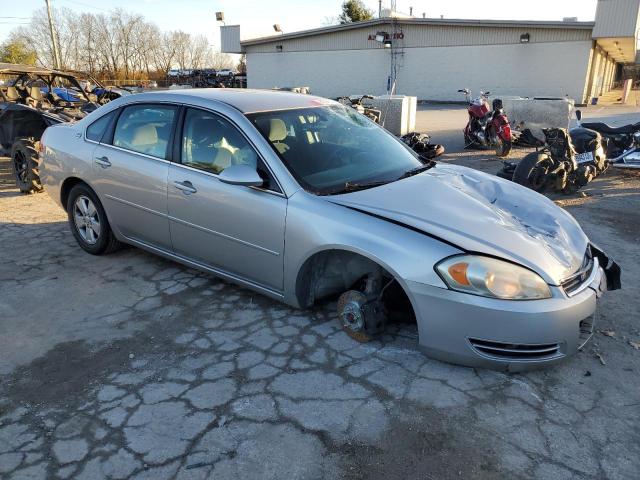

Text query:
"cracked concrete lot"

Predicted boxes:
[[1, 108, 640, 479]]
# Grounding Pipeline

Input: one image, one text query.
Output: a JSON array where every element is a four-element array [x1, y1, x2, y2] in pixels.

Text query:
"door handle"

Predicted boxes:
[[94, 156, 111, 168], [174, 180, 197, 195]]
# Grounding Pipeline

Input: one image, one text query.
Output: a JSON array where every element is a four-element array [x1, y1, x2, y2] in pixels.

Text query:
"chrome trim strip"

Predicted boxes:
[[103, 194, 280, 256], [467, 338, 564, 363], [565, 257, 600, 298], [167, 214, 280, 256], [96, 143, 172, 163], [122, 237, 284, 299]]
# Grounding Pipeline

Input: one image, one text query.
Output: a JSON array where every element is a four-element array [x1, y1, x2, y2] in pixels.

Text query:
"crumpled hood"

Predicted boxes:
[[329, 164, 588, 284]]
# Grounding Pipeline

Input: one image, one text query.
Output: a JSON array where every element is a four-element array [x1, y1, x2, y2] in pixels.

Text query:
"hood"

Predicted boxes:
[[329, 164, 587, 284]]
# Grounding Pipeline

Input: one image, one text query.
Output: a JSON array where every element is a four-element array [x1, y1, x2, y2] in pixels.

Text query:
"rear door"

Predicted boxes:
[[167, 107, 287, 291], [91, 103, 177, 250]]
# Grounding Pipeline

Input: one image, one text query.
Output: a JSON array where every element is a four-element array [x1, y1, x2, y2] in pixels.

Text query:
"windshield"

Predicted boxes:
[[247, 105, 425, 195]]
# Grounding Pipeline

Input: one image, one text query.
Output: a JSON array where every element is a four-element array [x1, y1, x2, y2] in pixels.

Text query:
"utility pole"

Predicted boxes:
[[45, 0, 62, 69]]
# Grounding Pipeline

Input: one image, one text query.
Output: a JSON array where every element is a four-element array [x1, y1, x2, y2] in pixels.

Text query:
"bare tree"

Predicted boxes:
[[8, 6, 232, 81], [190, 35, 210, 70]]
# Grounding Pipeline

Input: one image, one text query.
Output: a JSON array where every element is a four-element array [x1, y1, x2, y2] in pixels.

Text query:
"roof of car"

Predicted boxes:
[[147, 88, 334, 114]]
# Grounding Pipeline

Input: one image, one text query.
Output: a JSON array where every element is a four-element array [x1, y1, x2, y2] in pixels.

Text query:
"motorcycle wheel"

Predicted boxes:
[[513, 152, 553, 192], [495, 137, 512, 157], [463, 131, 478, 149]]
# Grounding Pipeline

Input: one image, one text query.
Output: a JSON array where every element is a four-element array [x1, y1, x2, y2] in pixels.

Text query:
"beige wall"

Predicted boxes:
[[247, 40, 593, 103]]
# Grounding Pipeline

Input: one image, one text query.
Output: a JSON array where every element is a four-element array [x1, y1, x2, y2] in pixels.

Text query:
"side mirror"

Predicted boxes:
[[218, 164, 264, 187], [575, 109, 582, 121]]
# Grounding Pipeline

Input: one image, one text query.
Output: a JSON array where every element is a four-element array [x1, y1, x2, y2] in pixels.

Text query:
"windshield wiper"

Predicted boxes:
[[322, 180, 391, 195], [397, 161, 435, 180]]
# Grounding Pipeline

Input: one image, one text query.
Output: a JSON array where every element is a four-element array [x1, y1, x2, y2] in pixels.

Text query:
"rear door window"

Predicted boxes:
[[112, 104, 177, 159], [86, 110, 117, 142]]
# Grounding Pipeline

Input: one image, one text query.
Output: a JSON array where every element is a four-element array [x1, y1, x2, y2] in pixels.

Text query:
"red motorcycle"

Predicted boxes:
[[459, 88, 512, 157]]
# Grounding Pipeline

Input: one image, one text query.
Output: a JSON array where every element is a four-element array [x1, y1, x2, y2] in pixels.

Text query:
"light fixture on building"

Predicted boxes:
[[276, 45, 283, 52], [215, 11, 225, 25], [273, 24, 282, 33], [374, 31, 391, 48], [520, 33, 530, 43]]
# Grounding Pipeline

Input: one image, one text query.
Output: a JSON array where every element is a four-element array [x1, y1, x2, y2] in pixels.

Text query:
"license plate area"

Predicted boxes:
[[576, 151, 594, 164]]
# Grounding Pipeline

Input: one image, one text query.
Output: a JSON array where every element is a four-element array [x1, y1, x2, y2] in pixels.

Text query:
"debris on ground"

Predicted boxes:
[[595, 352, 607, 365], [599, 330, 616, 338]]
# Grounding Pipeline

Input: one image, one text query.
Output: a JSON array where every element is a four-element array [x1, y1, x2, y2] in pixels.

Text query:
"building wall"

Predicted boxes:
[[247, 40, 593, 102]]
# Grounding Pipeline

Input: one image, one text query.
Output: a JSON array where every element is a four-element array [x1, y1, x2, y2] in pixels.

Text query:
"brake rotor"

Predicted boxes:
[[337, 290, 372, 343]]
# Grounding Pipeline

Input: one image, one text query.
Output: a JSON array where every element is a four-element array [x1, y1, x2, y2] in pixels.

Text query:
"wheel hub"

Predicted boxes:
[[340, 300, 365, 332]]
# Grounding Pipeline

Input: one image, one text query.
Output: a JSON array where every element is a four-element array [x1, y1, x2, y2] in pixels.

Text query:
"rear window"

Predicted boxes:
[[86, 110, 116, 142]]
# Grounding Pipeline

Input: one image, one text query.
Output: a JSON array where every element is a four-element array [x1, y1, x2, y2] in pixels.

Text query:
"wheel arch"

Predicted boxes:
[[60, 177, 88, 211], [292, 246, 418, 319]]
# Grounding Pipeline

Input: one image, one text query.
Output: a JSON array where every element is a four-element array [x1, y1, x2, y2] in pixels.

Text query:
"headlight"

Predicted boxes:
[[436, 255, 551, 300]]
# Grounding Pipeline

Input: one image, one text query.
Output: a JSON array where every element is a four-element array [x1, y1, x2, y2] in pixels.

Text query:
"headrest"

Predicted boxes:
[[29, 87, 43, 100], [267, 119, 287, 142], [6, 86, 20, 100], [131, 124, 157, 146]]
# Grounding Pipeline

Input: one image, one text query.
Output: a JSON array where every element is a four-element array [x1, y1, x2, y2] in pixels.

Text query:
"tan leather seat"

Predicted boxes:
[[258, 118, 290, 154], [27, 86, 48, 108], [5, 86, 21, 102]]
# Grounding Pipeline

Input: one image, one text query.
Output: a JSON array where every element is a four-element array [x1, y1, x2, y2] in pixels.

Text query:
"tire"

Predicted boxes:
[[66, 183, 121, 255], [513, 152, 554, 192], [11, 138, 43, 193], [495, 137, 512, 157], [463, 131, 478, 149]]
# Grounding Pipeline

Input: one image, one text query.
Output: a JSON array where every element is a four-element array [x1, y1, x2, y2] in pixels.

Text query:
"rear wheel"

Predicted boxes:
[[495, 137, 512, 157], [11, 138, 42, 193], [66, 183, 121, 255], [513, 152, 553, 192]]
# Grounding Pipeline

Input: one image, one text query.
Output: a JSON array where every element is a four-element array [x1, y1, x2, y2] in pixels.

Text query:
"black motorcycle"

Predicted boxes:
[[500, 126, 608, 194], [336, 95, 382, 124], [577, 110, 640, 169]]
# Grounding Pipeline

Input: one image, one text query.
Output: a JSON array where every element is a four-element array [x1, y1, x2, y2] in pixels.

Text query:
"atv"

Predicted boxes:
[[0, 63, 124, 193]]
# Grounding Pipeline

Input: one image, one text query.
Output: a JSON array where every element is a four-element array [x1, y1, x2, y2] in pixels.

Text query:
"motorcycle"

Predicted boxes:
[[400, 132, 445, 159], [577, 110, 640, 169], [505, 125, 608, 194], [336, 95, 382, 124], [459, 88, 512, 157]]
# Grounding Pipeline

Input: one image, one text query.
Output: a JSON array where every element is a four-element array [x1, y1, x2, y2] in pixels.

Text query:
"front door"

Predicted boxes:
[[91, 103, 177, 250], [167, 107, 287, 291]]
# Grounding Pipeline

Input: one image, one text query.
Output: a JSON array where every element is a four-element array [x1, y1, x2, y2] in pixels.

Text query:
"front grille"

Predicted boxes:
[[562, 248, 594, 296], [469, 338, 562, 361]]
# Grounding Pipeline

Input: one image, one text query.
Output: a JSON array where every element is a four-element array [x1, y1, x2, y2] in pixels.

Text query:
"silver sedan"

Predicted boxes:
[[40, 89, 621, 370]]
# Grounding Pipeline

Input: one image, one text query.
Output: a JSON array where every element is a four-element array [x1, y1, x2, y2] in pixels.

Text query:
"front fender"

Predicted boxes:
[[282, 191, 461, 307]]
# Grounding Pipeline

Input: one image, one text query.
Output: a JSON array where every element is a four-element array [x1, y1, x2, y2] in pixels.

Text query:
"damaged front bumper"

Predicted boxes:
[[406, 248, 621, 371], [590, 243, 622, 291]]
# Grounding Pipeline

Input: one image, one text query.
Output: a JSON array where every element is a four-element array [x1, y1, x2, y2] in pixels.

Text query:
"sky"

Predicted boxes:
[[0, 0, 599, 48]]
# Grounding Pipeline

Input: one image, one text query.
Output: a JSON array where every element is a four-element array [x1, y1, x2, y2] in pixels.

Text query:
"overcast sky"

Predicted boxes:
[[1, 0, 599, 47]]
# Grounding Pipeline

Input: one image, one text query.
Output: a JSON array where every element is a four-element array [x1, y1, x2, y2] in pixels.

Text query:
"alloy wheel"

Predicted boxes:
[[73, 195, 101, 245]]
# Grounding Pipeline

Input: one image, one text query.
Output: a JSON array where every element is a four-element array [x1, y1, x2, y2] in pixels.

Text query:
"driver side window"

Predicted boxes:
[[181, 108, 258, 175]]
